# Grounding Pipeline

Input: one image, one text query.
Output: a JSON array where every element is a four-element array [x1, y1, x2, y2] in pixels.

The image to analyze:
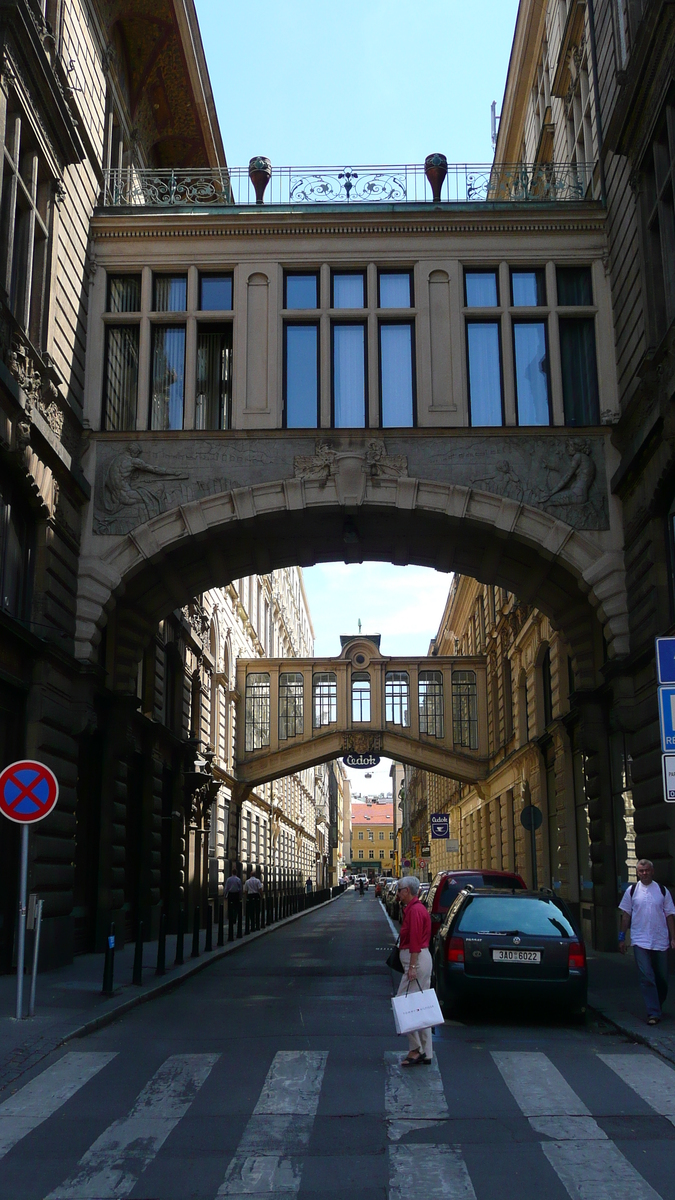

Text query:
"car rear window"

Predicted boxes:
[[456, 896, 576, 937], [438, 874, 524, 908]]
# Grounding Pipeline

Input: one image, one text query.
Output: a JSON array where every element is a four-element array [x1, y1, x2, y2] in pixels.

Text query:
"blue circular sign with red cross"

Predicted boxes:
[[0, 760, 59, 824]]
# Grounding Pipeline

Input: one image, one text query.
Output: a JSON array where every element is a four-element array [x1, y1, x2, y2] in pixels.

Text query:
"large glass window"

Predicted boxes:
[[108, 274, 141, 312], [380, 323, 414, 427], [467, 322, 502, 426], [419, 670, 444, 738], [285, 324, 319, 427], [379, 271, 412, 308], [279, 672, 304, 740], [559, 318, 600, 425], [452, 670, 478, 749], [556, 266, 593, 306], [513, 321, 550, 425], [245, 673, 270, 751], [151, 326, 185, 430], [465, 270, 498, 307], [642, 89, 675, 343], [352, 673, 371, 722], [333, 324, 366, 427], [313, 672, 337, 727], [385, 671, 410, 726], [104, 326, 139, 430], [332, 272, 365, 308], [200, 274, 233, 311], [285, 273, 318, 309], [153, 275, 187, 312], [511, 269, 545, 307], [196, 325, 232, 429], [0, 483, 33, 619]]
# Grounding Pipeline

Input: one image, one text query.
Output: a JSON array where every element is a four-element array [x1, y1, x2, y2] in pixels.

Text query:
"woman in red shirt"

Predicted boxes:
[[396, 876, 433, 1065]]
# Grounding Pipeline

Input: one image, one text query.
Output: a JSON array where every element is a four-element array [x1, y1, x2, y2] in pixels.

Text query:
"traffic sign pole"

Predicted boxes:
[[15, 826, 28, 1020]]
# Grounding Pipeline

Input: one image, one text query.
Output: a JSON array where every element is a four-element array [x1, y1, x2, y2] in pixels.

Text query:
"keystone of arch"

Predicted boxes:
[[76, 476, 628, 662]]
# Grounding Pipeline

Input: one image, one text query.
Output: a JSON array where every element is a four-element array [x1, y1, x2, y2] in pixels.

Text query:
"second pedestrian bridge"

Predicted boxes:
[[234, 635, 488, 786]]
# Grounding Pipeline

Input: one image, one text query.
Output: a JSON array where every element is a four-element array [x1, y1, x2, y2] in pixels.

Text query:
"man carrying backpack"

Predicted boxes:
[[619, 858, 675, 1025]]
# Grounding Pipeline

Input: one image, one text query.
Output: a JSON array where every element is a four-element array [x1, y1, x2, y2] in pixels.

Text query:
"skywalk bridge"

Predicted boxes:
[[234, 635, 488, 787]]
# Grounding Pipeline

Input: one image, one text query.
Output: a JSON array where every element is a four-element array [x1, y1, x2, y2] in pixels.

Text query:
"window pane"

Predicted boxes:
[[452, 670, 478, 749], [511, 270, 545, 307], [514, 322, 550, 425], [245, 673, 270, 751], [104, 326, 139, 430], [556, 266, 593, 305], [200, 275, 232, 310], [154, 275, 187, 312], [386, 671, 410, 725], [285, 325, 318, 428], [559, 318, 600, 425], [151, 325, 185, 430], [467, 322, 502, 426], [333, 273, 364, 308], [380, 324, 413, 427], [379, 272, 411, 307], [108, 274, 141, 312], [279, 672, 304, 740], [419, 670, 444, 738], [313, 672, 337, 726], [286, 274, 317, 309], [465, 271, 498, 306], [196, 326, 232, 430], [333, 325, 366, 427], [352, 673, 371, 722]]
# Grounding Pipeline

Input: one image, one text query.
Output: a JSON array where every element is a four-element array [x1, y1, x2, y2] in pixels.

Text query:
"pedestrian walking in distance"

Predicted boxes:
[[396, 876, 433, 1065], [224, 867, 242, 931], [244, 872, 262, 931], [305, 876, 313, 894], [619, 858, 675, 1025]]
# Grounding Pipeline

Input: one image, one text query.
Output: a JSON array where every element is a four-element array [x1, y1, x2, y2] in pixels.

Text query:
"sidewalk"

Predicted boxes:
[[587, 947, 675, 1066], [0, 893, 342, 1096]]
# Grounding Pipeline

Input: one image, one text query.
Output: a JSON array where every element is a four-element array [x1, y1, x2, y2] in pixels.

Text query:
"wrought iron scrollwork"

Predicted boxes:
[[289, 168, 407, 203]]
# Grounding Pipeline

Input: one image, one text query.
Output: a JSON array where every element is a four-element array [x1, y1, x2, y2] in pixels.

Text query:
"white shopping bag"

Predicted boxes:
[[392, 984, 444, 1034]]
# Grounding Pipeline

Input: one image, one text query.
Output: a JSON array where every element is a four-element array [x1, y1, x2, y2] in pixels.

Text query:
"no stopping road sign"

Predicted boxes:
[[0, 760, 59, 824]]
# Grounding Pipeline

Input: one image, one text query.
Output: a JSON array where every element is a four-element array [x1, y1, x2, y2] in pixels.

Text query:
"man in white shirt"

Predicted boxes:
[[619, 858, 675, 1025], [244, 872, 263, 931]]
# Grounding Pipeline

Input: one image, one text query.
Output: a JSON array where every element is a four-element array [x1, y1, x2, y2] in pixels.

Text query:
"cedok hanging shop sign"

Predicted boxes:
[[343, 753, 380, 769]]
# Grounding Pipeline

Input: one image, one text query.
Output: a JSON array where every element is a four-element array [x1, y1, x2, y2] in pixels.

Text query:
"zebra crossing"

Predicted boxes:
[[0, 1044, 674, 1198]]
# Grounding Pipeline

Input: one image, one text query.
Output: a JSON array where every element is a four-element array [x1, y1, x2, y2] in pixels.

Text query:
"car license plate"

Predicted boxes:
[[492, 948, 541, 963]]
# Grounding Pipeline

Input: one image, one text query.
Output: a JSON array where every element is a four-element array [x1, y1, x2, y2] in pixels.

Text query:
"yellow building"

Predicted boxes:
[[350, 801, 395, 873]]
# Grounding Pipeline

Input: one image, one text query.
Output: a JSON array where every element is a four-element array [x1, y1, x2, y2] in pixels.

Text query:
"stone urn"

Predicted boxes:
[[248, 156, 272, 204], [424, 152, 448, 203]]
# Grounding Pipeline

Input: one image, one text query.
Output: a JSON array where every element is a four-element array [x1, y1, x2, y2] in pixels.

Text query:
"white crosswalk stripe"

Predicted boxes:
[[384, 1049, 448, 1142], [0, 1053, 117, 1159], [44, 1053, 218, 1199], [598, 1053, 675, 1125], [217, 1050, 327, 1198], [492, 1051, 662, 1199], [389, 1144, 477, 1200]]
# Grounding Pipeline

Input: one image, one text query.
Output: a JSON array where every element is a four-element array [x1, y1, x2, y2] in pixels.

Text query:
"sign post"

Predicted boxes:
[[0, 760, 59, 1019], [520, 804, 542, 890]]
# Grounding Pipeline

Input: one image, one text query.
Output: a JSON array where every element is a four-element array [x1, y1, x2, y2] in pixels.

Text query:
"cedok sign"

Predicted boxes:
[[430, 813, 450, 839], [343, 753, 380, 769]]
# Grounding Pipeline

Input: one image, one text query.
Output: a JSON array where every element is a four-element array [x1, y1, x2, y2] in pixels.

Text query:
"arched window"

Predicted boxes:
[[313, 672, 337, 727], [279, 672, 304, 739], [385, 671, 410, 725], [352, 673, 371, 722], [419, 671, 444, 738], [452, 670, 478, 749], [245, 672, 270, 750]]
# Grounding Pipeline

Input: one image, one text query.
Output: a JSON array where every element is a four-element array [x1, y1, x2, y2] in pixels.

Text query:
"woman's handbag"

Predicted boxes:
[[391, 980, 444, 1034], [386, 944, 403, 973]]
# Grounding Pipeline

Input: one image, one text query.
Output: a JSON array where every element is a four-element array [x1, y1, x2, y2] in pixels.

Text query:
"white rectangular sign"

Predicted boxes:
[[447, 838, 459, 852], [663, 755, 675, 803]]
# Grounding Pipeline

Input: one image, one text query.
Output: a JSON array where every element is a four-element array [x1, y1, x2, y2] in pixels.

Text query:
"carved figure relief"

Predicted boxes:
[[293, 439, 408, 482], [100, 446, 188, 525]]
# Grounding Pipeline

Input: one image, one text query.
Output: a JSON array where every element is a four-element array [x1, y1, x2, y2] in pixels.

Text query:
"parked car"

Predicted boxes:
[[433, 888, 587, 1020], [384, 880, 400, 920], [425, 869, 527, 944]]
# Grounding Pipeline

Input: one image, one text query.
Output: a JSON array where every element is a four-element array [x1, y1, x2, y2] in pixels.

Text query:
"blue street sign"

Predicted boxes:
[[658, 686, 675, 752], [657, 638, 675, 684], [430, 813, 450, 839]]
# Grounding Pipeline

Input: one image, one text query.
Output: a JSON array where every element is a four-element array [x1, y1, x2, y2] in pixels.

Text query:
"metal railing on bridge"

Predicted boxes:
[[100, 161, 596, 208]]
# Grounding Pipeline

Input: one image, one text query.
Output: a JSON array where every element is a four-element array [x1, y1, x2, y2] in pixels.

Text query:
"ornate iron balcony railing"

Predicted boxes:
[[100, 161, 597, 208]]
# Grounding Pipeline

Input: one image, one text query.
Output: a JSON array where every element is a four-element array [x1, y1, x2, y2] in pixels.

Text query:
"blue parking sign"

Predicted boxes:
[[656, 638, 675, 684], [658, 686, 675, 752]]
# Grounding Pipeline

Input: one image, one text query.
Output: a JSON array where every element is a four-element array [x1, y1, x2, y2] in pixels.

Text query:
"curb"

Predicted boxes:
[[587, 1000, 675, 1067], [63, 892, 344, 1043]]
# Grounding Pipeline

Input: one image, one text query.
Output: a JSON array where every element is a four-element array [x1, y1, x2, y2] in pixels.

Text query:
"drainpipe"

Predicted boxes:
[[586, 0, 607, 205]]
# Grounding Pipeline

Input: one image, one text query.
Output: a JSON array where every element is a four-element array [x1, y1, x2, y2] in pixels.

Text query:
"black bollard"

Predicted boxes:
[[217, 902, 224, 947], [156, 911, 166, 976], [132, 920, 143, 986], [244, 897, 250, 936], [205, 902, 213, 951], [101, 922, 115, 996], [237, 897, 242, 939], [228, 898, 235, 942], [175, 908, 185, 966], [191, 905, 200, 957]]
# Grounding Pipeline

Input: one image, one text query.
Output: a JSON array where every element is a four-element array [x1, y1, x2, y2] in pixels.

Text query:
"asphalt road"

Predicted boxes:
[[1, 890, 675, 1200]]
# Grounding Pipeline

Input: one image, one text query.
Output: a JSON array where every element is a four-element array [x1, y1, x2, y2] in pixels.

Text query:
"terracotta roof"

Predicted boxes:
[[351, 802, 393, 824]]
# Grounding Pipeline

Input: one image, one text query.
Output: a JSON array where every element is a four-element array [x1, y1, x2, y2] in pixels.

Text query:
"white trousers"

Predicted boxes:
[[397, 948, 434, 1060]]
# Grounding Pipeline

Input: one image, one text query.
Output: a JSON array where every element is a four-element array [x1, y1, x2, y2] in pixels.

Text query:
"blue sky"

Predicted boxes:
[[194, 1, 520, 801]]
